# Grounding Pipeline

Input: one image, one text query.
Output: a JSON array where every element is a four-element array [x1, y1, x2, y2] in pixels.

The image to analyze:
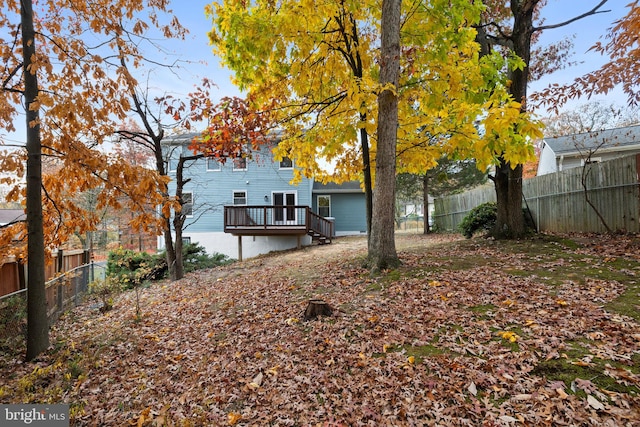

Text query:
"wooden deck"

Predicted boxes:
[[224, 205, 334, 241]]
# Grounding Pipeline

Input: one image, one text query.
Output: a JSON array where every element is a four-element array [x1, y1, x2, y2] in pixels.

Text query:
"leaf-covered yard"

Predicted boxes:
[[2, 233, 640, 426]]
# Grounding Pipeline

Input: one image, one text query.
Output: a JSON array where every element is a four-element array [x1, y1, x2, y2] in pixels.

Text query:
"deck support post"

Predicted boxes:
[[237, 235, 243, 261]]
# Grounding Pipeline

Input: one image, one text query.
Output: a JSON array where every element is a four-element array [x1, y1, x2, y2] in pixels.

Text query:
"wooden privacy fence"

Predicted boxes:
[[433, 184, 496, 232], [434, 154, 640, 233], [1, 250, 105, 337], [0, 249, 91, 299], [0, 262, 106, 341]]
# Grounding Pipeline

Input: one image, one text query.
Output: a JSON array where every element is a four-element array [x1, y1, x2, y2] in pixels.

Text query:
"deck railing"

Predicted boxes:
[[307, 209, 334, 239], [224, 205, 334, 240]]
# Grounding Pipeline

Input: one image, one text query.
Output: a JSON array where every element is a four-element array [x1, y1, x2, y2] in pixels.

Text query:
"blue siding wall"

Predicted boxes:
[[166, 143, 314, 233], [313, 192, 367, 233]]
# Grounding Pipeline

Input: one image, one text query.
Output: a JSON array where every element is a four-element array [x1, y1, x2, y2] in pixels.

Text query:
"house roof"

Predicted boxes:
[[161, 132, 201, 145], [544, 124, 640, 156], [312, 181, 364, 193], [0, 209, 25, 225], [162, 130, 284, 146]]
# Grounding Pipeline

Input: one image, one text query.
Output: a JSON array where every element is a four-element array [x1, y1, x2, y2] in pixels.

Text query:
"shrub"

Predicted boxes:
[[459, 202, 497, 238], [0, 295, 26, 347], [182, 243, 233, 272], [107, 243, 233, 287], [89, 277, 122, 312], [459, 203, 536, 238], [106, 247, 165, 288]]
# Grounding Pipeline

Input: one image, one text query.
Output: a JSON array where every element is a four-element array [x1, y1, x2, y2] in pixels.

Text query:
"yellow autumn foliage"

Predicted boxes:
[[208, 0, 542, 186]]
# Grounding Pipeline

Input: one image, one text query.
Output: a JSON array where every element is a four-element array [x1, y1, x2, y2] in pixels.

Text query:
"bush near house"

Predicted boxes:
[[180, 243, 234, 273], [106, 243, 233, 287], [106, 247, 164, 288]]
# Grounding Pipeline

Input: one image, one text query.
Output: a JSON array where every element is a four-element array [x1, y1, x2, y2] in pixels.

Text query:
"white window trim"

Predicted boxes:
[[233, 157, 248, 171], [168, 158, 178, 173], [233, 190, 248, 206], [272, 191, 298, 224], [279, 156, 294, 170], [317, 195, 331, 217], [182, 191, 194, 218], [206, 157, 221, 171]]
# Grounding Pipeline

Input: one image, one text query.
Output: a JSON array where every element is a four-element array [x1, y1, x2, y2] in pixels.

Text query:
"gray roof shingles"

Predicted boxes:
[[544, 125, 640, 155]]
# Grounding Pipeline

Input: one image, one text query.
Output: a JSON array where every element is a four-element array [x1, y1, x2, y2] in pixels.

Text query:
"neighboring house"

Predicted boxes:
[[537, 124, 640, 175], [160, 133, 367, 260], [397, 197, 435, 219]]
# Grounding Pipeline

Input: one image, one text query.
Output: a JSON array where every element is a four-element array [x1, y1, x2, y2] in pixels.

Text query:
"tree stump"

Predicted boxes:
[[304, 299, 332, 320]]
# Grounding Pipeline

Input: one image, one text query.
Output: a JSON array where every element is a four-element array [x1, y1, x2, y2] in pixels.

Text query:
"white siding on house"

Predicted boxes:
[[159, 232, 312, 260], [537, 125, 640, 176], [537, 142, 558, 175]]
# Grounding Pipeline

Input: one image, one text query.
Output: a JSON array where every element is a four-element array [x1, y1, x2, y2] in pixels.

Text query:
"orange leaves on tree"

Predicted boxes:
[[188, 96, 272, 162], [0, 0, 188, 258], [533, 2, 640, 110]]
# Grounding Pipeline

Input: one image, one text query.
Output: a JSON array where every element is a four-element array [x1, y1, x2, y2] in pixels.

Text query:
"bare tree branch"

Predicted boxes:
[[534, 1, 610, 32]]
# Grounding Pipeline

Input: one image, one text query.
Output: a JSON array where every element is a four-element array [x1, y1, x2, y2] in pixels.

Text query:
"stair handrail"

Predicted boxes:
[[306, 208, 333, 240]]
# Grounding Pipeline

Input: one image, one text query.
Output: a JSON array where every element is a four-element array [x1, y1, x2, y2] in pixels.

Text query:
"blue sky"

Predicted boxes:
[[137, 1, 241, 104], [530, 0, 632, 110]]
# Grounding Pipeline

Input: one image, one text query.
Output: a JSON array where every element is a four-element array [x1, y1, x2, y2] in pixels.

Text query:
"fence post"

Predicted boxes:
[[57, 278, 63, 313], [18, 258, 26, 290], [57, 248, 64, 273]]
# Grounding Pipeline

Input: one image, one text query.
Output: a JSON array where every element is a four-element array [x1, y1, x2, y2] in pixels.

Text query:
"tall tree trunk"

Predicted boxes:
[[368, 0, 400, 270], [360, 126, 373, 242], [149, 135, 180, 281], [173, 219, 184, 279], [22, 0, 49, 361], [422, 174, 430, 234], [491, 2, 534, 239], [163, 225, 178, 280]]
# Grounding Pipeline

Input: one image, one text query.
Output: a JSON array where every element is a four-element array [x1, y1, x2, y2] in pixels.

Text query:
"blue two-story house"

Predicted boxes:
[[160, 133, 367, 260]]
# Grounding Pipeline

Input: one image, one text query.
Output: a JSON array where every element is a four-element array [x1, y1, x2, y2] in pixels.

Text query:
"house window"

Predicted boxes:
[[182, 192, 193, 216], [182, 236, 191, 245], [233, 157, 247, 171], [207, 157, 221, 171], [279, 156, 293, 169], [318, 195, 331, 217], [233, 191, 247, 205]]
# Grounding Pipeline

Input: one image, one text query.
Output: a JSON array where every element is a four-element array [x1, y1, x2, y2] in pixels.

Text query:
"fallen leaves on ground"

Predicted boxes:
[[1, 233, 639, 426]]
